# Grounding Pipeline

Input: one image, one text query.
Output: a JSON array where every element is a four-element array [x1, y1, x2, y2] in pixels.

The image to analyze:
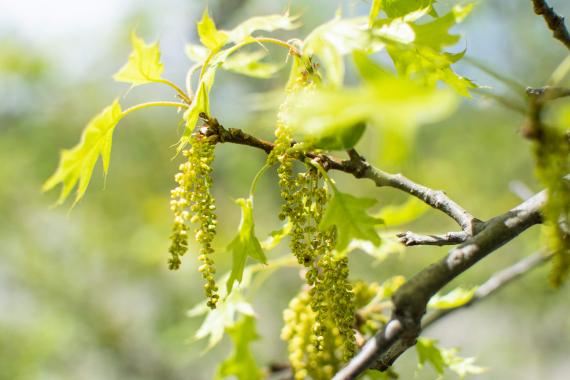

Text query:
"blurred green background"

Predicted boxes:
[[1, 0, 569, 379]]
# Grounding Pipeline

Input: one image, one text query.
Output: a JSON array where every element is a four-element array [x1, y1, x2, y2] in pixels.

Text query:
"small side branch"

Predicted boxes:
[[532, 0, 570, 51], [202, 116, 481, 234], [397, 231, 468, 246], [422, 251, 551, 328]]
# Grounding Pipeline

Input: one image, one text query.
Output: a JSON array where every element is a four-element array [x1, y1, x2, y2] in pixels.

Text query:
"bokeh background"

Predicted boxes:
[[1, 0, 569, 379]]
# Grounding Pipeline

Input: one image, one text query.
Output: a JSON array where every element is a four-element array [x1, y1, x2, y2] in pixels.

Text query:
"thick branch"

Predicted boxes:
[[333, 191, 546, 379], [202, 117, 481, 234], [531, 0, 570, 51]]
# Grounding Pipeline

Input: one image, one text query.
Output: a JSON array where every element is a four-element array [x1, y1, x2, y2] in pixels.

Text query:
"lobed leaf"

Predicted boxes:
[[284, 54, 457, 151], [417, 338, 486, 378], [226, 197, 267, 295], [375, 197, 429, 226], [227, 13, 300, 44], [43, 100, 123, 206], [319, 187, 383, 252], [113, 32, 164, 85], [197, 9, 229, 52]]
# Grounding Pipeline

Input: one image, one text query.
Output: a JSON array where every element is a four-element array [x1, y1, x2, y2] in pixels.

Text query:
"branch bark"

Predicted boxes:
[[333, 191, 547, 379], [396, 231, 468, 246], [531, 0, 570, 51], [202, 115, 482, 235]]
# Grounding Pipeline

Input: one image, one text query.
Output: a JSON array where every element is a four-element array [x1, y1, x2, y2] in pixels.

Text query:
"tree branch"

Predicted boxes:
[[396, 231, 468, 246], [531, 0, 570, 51], [201, 115, 482, 235], [422, 251, 551, 328], [333, 191, 547, 379]]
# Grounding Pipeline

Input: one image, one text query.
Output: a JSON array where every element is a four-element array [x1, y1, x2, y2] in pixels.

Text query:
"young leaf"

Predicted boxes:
[[43, 100, 123, 205], [197, 9, 228, 52], [284, 57, 457, 149], [428, 287, 477, 310], [416, 337, 446, 374], [185, 43, 209, 63], [319, 187, 383, 252], [222, 50, 282, 78], [226, 197, 267, 294], [227, 13, 300, 44], [382, 0, 436, 18], [113, 32, 164, 85], [178, 67, 216, 151], [374, 197, 429, 226], [369, 0, 382, 26], [189, 289, 255, 350], [214, 316, 263, 380]]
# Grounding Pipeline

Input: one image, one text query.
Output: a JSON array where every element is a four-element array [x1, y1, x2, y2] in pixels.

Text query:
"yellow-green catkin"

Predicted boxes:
[[282, 288, 343, 380], [169, 134, 219, 308]]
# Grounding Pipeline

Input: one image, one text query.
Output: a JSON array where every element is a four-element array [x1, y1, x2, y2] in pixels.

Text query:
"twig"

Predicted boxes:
[[396, 231, 468, 246], [333, 191, 547, 379], [422, 251, 551, 328], [202, 116, 482, 234], [531, 0, 570, 51]]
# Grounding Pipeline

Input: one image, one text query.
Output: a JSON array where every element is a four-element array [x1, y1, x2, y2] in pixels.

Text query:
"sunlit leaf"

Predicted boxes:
[[416, 337, 446, 374], [178, 67, 216, 151], [319, 187, 383, 252], [188, 289, 255, 351], [428, 287, 477, 310], [222, 50, 282, 78], [344, 232, 405, 262], [228, 13, 300, 44], [284, 56, 457, 149], [375, 197, 429, 226], [227, 197, 267, 294], [303, 15, 383, 86], [413, 4, 474, 50], [215, 316, 263, 380], [43, 100, 123, 205], [197, 9, 229, 52], [417, 338, 486, 378], [185, 43, 209, 63], [113, 32, 164, 85], [382, 0, 435, 18]]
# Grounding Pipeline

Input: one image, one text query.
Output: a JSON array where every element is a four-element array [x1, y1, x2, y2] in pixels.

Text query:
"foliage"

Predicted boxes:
[[40, 1, 570, 379]]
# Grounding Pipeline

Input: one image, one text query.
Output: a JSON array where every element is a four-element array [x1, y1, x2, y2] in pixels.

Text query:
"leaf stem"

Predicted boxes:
[[249, 164, 271, 197], [122, 101, 189, 118], [154, 78, 192, 104]]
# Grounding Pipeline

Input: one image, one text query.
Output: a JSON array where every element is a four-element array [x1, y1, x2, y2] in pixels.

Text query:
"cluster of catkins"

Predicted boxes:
[[168, 134, 219, 308]]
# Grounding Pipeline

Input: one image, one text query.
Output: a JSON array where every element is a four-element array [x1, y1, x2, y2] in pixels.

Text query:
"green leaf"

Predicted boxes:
[[222, 50, 282, 78], [227, 13, 300, 44], [113, 32, 164, 85], [416, 337, 446, 374], [197, 9, 229, 52], [303, 15, 384, 86], [417, 338, 486, 378], [382, 0, 436, 18], [227, 197, 267, 295], [319, 187, 383, 252], [412, 4, 474, 50], [43, 100, 123, 205], [374, 197, 429, 226], [345, 233, 405, 262], [185, 43, 209, 63], [428, 287, 477, 310], [215, 316, 263, 380], [188, 288, 255, 351], [284, 56, 457, 149], [178, 67, 216, 151]]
